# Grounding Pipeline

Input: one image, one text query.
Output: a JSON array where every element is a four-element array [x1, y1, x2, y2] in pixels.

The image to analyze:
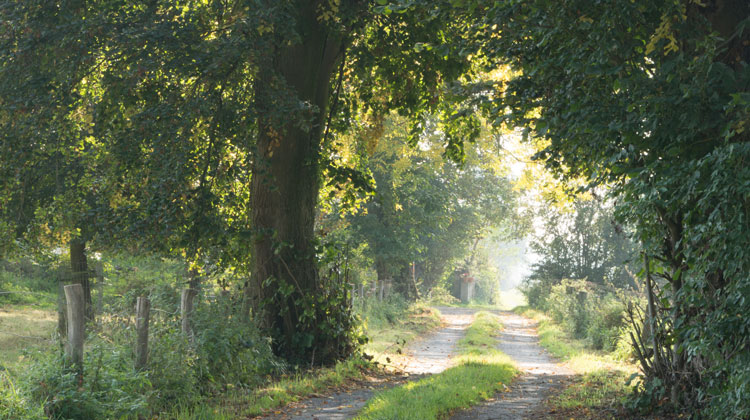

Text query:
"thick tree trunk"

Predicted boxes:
[[69, 238, 93, 321], [249, 1, 345, 363]]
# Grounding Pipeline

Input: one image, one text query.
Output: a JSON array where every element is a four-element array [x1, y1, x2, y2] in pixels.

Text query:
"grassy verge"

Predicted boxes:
[[168, 301, 442, 419], [513, 306, 631, 373], [0, 305, 57, 373], [362, 301, 442, 368], [514, 306, 636, 419], [198, 357, 370, 418], [355, 312, 517, 420]]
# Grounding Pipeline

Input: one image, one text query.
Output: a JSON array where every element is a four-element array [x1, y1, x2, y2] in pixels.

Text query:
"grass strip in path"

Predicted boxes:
[[355, 312, 517, 420]]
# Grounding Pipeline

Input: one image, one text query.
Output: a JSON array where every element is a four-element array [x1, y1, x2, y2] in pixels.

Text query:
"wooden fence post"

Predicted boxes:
[[135, 296, 150, 370], [63, 284, 85, 373], [181, 288, 197, 341]]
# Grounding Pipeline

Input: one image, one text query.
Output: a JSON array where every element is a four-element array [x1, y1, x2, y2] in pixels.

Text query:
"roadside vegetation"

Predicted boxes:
[[1, 0, 747, 418], [515, 306, 638, 419], [0, 255, 450, 419], [356, 312, 516, 420], [516, 199, 650, 418]]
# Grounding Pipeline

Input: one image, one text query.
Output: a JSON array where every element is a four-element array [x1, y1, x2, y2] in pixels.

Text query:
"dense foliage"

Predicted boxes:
[[1, 0, 747, 417], [0, 0, 494, 365], [522, 198, 638, 308], [337, 115, 516, 299], [486, 0, 749, 415]]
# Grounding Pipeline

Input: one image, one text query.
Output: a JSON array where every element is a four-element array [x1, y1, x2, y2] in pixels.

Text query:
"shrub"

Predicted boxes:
[[190, 294, 283, 392], [426, 286, 459, 305], [536, 279, 629, 352], [0, 371, 45, 420], [520, 278, 550, 309], [146, 328, 201, 408], [24, 345, 150, 420], [586, 297, 626, 351], [546, 279, 591, 339]]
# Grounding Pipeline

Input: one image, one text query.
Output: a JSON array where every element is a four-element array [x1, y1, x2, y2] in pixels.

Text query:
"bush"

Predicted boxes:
[[546, 279, 591, 339], [534, 279, 629, 352], [426, 286, 459, 305], [0, 371, 45, 420], [586, 297, 626, 351], [146, 328, 201, 408], [358, 295, 409, 327], [190, 294, 283, 392], [520, 278, 550, 309], [10, 280, 283, 419], [24, 345, 150, 420]]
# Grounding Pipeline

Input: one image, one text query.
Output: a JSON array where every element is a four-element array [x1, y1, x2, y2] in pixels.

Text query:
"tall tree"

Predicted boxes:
[[1, 0, 488, 363], [523, 198, 638, 307]]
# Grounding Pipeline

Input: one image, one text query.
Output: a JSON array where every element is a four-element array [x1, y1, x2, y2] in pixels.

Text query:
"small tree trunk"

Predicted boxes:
[[135, 296, 150, 370], [63, 284, 85, 374], [644, 254, 662, 373], [69, 238, 93, 321]]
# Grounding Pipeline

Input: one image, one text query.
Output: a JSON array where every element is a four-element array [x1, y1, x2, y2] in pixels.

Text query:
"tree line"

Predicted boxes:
[[1, 0, 747, 415]]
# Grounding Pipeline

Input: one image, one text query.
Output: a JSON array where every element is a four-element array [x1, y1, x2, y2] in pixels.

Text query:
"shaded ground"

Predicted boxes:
[[450, 312, 573, 420], [256, 307, 477, 419]]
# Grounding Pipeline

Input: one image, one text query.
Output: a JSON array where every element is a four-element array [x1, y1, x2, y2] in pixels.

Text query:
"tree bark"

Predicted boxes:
[[69, 238, 93, 321], [249, 1, 346, 363]]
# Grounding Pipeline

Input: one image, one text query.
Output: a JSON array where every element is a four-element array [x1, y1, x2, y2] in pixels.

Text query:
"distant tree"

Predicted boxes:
[[522, 199, 638, 307], [345, 115, 516, 299]]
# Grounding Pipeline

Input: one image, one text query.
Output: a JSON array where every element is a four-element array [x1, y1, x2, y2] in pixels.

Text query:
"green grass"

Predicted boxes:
[[513, 306, 636, 418], [362, 301, 442, 368], [355, 312, 517, 420], [0, 370, 46, 420], [162, 357, 372, 419], [209, 356, 370, 418], [177, 302, 442, 419], [552, 370, 630, 410], [162, 405, 233, 420], [0, 305, 57, 373], [513, 306, 630, 373]]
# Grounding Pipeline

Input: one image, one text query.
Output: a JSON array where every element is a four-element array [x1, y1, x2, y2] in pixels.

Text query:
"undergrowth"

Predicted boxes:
[[514, 306, 636, 419]]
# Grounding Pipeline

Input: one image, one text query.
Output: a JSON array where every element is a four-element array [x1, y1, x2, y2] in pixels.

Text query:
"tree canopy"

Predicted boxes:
[[1, 1, 748, 414], [1, 0, 493, 364]]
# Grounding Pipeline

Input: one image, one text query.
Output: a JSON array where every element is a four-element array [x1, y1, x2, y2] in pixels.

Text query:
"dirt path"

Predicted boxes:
[[450, 311, 572, 420], [257, 307, 477, 420]]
